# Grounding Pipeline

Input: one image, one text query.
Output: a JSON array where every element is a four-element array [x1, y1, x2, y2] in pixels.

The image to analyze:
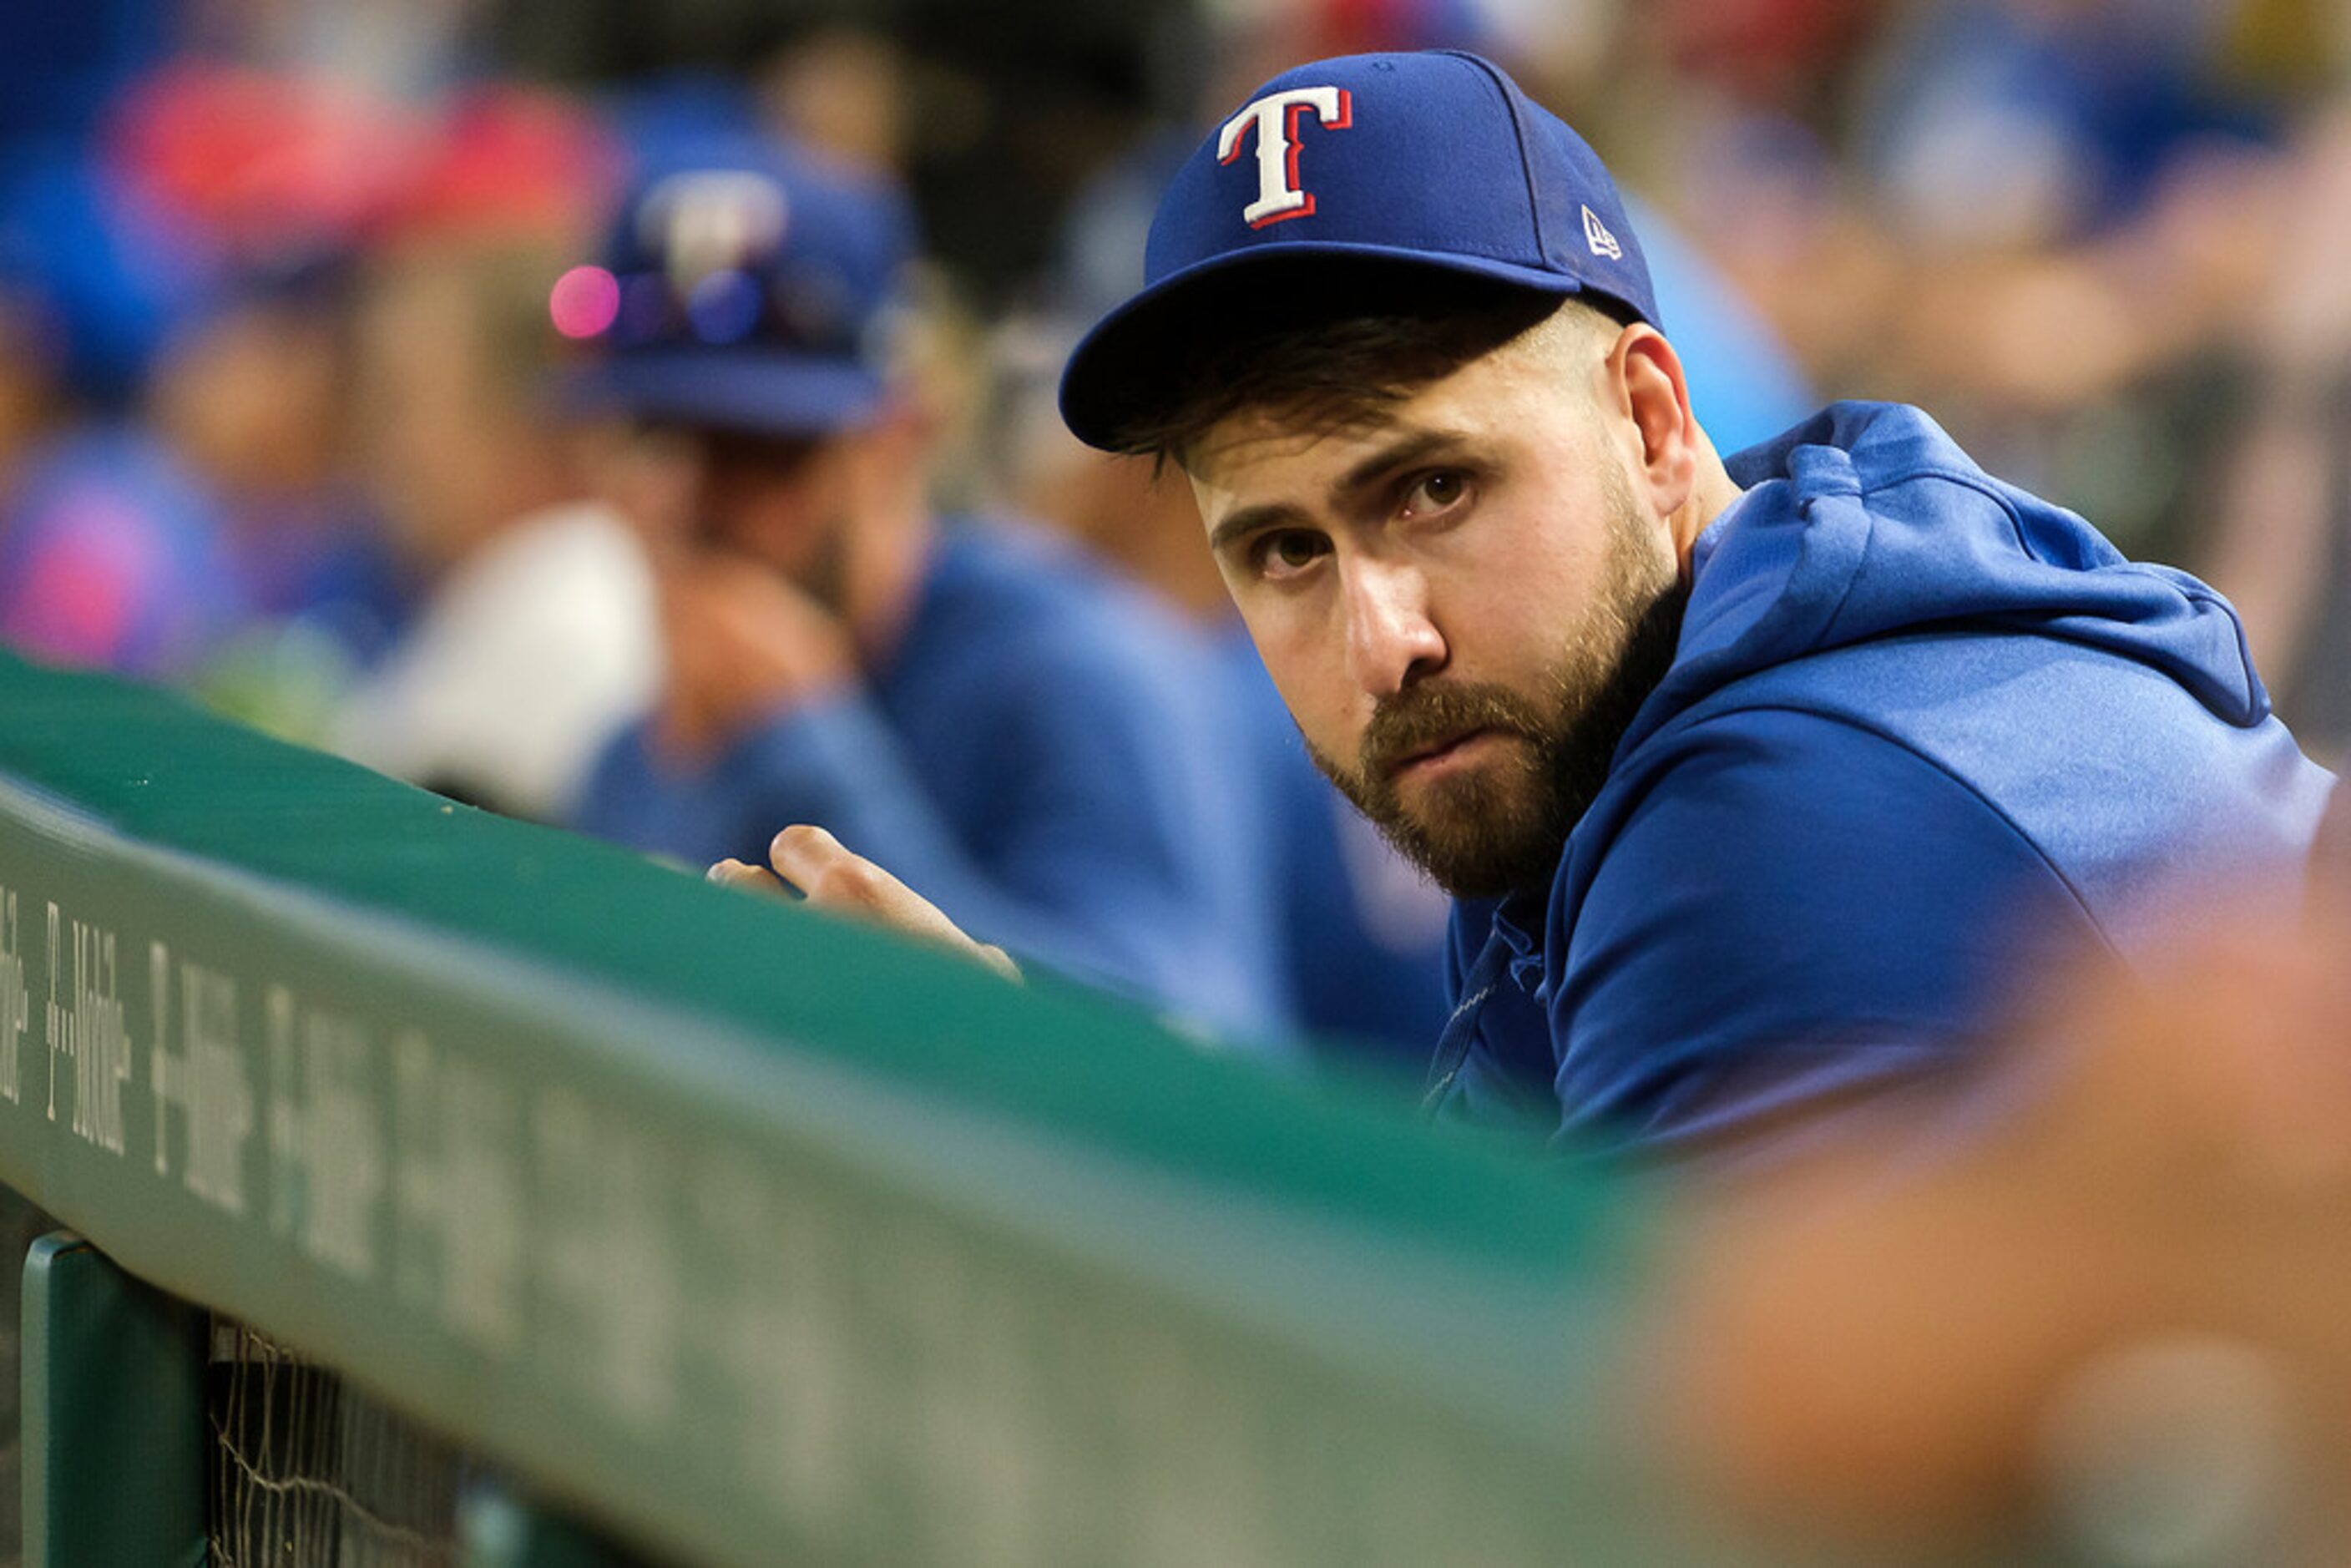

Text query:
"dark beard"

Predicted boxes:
[[1306, 517, 1690, 900]]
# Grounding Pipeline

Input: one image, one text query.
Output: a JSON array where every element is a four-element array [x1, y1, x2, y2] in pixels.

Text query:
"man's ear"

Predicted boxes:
[[1605, 323, 1700, 519]]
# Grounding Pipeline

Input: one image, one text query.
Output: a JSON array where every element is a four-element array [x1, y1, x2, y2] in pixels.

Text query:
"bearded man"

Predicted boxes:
[[759, 50, 2335, 1159]]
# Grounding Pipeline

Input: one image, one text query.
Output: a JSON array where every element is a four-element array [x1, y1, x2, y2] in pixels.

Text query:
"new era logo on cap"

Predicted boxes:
[[1059, 50, 1665, 450], [1581, 204, 1620, 260]]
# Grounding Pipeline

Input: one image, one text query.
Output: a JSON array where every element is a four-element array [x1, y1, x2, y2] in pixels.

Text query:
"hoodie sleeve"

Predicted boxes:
[[1548, 705, 2110, 1160]]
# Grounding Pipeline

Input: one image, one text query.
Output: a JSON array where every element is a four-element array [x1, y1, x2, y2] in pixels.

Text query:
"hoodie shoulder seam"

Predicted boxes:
[[1646, 701, 2125, 959], [1850, 463, 2033, 554]]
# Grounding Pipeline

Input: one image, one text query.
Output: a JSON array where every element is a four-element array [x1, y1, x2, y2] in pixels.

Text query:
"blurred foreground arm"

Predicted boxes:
[[1661, 888, 2351, 1560]]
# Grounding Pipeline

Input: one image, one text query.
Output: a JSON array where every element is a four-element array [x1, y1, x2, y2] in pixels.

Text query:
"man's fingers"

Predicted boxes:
[[769, 825, 949, 931], [768, 825, 1020, 981], [706, 857, 791, 898]]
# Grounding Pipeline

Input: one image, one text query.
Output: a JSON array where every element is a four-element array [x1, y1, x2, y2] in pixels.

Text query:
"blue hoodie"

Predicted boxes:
[[1427, 403, 2336, 1157]]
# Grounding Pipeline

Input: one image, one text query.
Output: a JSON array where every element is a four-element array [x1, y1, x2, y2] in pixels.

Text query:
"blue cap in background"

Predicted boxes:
[[563, 131, 916, 437], [1059, 49, 1660, 451], [0, 150, 220, 410]]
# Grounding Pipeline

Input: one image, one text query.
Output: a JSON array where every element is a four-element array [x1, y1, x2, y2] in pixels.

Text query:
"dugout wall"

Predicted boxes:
[[0, 650, 1756, 1565]]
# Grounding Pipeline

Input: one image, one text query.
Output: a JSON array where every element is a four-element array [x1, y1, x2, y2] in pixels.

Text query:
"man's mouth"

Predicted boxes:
[[1390, 727, 1500, 780]]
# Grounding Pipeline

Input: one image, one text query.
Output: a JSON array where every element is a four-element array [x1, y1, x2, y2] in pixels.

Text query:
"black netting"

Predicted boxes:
[[207, 1322, 464, 1568]]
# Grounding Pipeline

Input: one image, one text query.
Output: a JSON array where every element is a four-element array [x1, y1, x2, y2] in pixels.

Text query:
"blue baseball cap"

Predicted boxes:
[[1058, 50, 1660, 451], [559, 131, 915, 436]]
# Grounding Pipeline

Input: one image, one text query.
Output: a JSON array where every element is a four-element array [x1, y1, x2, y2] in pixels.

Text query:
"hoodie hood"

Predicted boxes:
[[1620, 402, 2267, 759]]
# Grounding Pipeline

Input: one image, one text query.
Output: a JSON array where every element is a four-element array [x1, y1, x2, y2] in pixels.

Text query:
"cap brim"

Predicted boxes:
[[558, 349, 885, 437], [1056, 244, 1595, 453]]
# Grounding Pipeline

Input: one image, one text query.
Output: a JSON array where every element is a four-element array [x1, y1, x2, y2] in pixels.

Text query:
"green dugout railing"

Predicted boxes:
[[0, 649, 1747, 1565]]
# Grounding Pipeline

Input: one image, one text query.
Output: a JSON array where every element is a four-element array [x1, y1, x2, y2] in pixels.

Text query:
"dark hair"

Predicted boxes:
[[1104, 260, 1630, 466]]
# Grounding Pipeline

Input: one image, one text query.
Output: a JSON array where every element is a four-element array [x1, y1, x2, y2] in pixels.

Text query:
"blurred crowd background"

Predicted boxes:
[[3, 0, 2348, 1050], [7, 9, 2351, 1553]]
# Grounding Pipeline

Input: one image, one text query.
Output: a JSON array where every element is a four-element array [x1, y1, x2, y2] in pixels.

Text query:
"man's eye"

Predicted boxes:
[[1404, 471, 1467, 515], [1255, 529, 1328, 577]]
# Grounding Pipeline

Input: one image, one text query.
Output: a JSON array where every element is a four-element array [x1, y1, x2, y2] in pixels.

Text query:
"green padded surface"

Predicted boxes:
[[0, 650, 1739, 1565]]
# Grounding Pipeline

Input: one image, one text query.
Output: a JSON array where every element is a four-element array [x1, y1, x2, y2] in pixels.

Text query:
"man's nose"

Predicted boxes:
[[1341, 556, 1446, 697], [683, 468, 733, 552]]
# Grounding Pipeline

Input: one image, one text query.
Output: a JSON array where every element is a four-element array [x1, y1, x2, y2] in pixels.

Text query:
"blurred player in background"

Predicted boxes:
[[0, 123, 248, 683], [119, 66, 421, 685], [565, 132, 1290, 1044], [771, 48, 2331, 1159], [332, 88, 660, 825]]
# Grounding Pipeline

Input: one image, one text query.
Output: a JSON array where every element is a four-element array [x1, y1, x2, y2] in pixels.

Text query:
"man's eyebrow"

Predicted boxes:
[[1205, 429, 1472, 559], [1207, 502, 1305, 559], [1331, 428, 1468, 503]]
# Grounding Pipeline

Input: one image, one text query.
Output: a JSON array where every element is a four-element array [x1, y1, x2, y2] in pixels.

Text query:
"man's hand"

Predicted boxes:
[[655, 555, 855, 765], [710, 825, 1022, 983]]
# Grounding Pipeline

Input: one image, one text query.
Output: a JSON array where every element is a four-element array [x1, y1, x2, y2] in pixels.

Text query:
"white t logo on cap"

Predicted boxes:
[[1218, 87, 1354, 229]]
